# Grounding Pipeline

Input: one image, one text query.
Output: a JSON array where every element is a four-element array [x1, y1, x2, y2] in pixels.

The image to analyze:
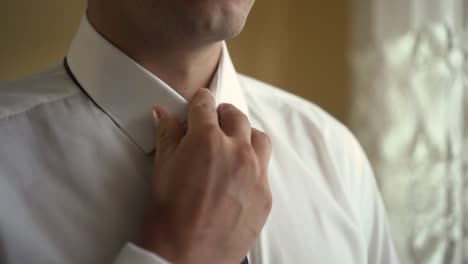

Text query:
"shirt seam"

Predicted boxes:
[[0, 91, 82, 127]]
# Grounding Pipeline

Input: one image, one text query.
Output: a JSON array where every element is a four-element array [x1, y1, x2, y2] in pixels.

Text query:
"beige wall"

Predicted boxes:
[[0, 1, 349, 122], [0, 1, 86, 80]]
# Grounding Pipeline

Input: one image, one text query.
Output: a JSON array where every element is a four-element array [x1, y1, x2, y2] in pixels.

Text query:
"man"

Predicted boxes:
[[0, 0, 399, 263]]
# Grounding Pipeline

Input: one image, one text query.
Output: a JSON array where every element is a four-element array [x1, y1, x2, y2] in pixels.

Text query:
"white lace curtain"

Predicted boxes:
[[350, 0, 468, 263]]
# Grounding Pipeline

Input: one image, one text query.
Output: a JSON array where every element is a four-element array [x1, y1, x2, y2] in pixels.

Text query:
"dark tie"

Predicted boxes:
[[241, 257, 249, 264]]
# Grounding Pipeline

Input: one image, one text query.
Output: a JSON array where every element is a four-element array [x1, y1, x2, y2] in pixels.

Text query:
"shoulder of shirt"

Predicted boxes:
[[237, 73, 371, 194], [0, 64, 81, 122], [237, 73, 354, 136], [237, 73, 366, 167]]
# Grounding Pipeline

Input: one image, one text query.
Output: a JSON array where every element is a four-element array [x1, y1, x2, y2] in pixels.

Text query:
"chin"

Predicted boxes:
[[218, 0, 254, 39], [185, 0, 255, 41], [128, 0, 255, 44], [210, 15, 248, 41]]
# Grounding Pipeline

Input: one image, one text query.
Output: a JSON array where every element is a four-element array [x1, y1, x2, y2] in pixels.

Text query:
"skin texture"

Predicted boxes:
[[86, 1, 272, 263], [87, 0, 255, 99], [144, 89, 272, 264]]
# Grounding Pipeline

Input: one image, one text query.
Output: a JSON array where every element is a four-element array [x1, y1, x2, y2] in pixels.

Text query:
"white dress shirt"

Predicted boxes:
[[0, 15, 399, 264]]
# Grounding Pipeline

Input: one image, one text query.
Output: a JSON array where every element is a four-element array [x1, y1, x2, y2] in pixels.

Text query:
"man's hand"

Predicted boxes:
[[141, 88, 273, 264]]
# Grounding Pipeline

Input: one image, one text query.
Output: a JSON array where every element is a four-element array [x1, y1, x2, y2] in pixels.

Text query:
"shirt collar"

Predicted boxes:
[[66, 14, 249, 154]]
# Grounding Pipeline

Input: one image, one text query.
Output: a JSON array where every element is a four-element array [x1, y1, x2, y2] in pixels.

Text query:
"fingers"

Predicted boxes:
[[153, 106, 184, 154], [218, 103, 251, 142], [251, 128, 272, 169], [187, 88, 219, 132]]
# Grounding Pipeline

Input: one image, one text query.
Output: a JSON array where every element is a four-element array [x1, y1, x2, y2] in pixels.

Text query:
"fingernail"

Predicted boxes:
[[152, 108, 162, 123], [218, 103, 232, 113], [218, 103, 227, 113]]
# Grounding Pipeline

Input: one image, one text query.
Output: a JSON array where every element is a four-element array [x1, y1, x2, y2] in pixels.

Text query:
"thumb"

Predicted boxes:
[[153, 106, 184, 154]]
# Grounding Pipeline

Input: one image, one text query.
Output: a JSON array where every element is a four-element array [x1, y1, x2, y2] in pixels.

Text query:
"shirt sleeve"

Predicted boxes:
[[325, 123, 400, 264], [113, 243, 170, 264], [344, 129, 400, 264]]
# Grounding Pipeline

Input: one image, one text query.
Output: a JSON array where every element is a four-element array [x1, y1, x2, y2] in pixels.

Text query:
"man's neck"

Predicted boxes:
[[127, 42, 223, 100], [87, 11, 223, 101]]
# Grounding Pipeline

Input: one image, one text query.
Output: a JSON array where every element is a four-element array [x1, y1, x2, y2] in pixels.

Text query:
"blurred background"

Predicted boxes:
[[2, 1, 468, 264]]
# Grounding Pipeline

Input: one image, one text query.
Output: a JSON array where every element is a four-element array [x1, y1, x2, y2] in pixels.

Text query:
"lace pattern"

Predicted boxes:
[[350, 23, 466, 264]]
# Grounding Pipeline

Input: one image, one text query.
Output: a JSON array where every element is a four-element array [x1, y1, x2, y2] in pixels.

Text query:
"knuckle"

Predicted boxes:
[[186, 125, 222, 156], [194, 101, 215, 113], [233, 144, 258, 176], [202, 124, 221, 141], [232, 107, 247, 118], [264, 189, 273, 212], [235, 112, 249, 125], [219, 103, 234, 112], [256, 130, 271, 145], [199, 126, 222, 151], [204, 123, 219, 135], [236, 143, 255, 163], [192, 123, 217, 138], [218, 103, 235, 113], [257, 181, 273, 212], [261, 132, 272, 145], [219, 103, 246, 119]]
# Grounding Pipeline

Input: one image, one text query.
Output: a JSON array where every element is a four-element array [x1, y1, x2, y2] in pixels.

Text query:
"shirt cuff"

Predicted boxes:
[[113, 242, 170, 264]]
